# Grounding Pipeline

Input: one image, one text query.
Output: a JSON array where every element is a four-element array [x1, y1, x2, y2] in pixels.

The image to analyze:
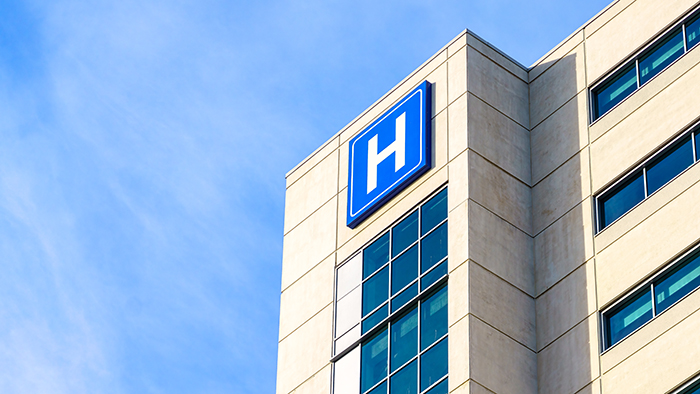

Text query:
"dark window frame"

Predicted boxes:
[[590, 5, 700, 123], [595, 121, 700, 233], [601, 243, 700, 352]]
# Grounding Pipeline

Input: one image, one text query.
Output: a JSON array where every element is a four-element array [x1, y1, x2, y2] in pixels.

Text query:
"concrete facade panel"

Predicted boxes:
[[279, 254, 334, 341], [276, 306, 333, 394], [467, 47, 529, 128], [529, 30, 584, 82], [468, 200, 534, 296], [535, 200, 594, 296], [536, 261, 596, 351], [530, 91, 588, 185], [529, 43, 586, 128], [537, 315, 599, 394], [447, 93, 468, 162], [466, 32, 528, 82], [282, 198, 337, 291], [532, 150, 591, 235], [448, 47, 467, 105], [284, 149, 339, 234], [469, 315, 537, 394], [468, 150, 532, 235], [467, 93, 531, 185], [469, 261, 536, 351], [449, 315, 470, 392]]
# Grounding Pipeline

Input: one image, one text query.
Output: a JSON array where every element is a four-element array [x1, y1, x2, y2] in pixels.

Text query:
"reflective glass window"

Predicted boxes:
[[646, 135, 694, 194], [680, 380, 700, 394], [639, 29, 684, 85], [392, 211, 418, 257], [363, 304, 389, 334], [593, 64, 637, 119], [421, 286, 448, 350], [421, 261, 447, 291], [392, 245, 418, 295], [598, 172, 645, 229], [364, 267, 389, 316], [425, 379, 448, 394], [421, 189, 447, 235], [390, 360, 417, 394], [361, 330, 388, 393], [392, 283, 418, 313], [420, 338, 448, 392], [421, 223, 447, 273], [655, 250, 700, 313], [687, 15, 700, 49], [365, 233, 390, 279], [391, 308, 418, 372], [695, 132, 700, 161], [367, 381, 387, 394], [604, 288, 653, 348]]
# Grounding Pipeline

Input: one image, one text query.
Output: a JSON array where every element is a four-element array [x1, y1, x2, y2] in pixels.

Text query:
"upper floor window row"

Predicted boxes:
[[675, 374, 700, 394], [334, 187, 448, 358], [596, 122, 700, 232], [591, 8, 700, 121], [602, 243, 700, 351]]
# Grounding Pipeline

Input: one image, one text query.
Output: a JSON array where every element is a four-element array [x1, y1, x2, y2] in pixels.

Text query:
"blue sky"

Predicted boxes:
[[0, 1, 611, 393]]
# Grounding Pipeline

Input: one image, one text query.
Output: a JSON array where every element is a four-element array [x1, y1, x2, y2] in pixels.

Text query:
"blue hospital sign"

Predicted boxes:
[[347, 81, 432, 228]]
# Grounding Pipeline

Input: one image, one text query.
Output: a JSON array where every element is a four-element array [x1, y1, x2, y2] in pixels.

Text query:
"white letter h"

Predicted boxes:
[[367, 113, 406, 193]]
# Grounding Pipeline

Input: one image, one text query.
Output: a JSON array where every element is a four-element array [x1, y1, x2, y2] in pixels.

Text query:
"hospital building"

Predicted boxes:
[[277, 0, 700, 393]]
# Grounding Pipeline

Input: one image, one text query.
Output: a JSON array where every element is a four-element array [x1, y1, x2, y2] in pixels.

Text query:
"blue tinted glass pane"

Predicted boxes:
[[367, 380, 387, 394], [688, 15, 700, 49], [646, 136, 693, 194], [420, 338, 448, 392], [392, 282, 418, 312], [390, 359, 417, 394], [639, 29, 684, 85], [681, 380, 700, 394], [393, 211, 419, 257], [599, 172, 645, 229], [421, 223, 447, 273], [594, 65, 637, 119], [421, 285, 448, 351], [696, 132, 700, 161], [425, 379, 448, 394], [655, 250, 700, 313], [391, 308, 418, 372], [604, 288, 653, 348], [393, 245, 419, 295], [421, 189, 447, 235], [363, 304, 389, 334], [364, 267, 389, 316], [365, 233, 390, 279], [362, 329, 388, 393], [421, 261, 447, 291]]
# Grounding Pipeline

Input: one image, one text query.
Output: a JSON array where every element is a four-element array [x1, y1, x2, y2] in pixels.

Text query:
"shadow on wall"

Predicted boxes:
[[531, 51, 599, 394]]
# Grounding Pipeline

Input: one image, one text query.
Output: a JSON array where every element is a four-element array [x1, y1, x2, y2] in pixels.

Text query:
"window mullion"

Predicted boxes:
[[650, 283, 657, 317], [684, 22, 689, 52], [643, 167, 649, 197], [636, 59, 641, 88]]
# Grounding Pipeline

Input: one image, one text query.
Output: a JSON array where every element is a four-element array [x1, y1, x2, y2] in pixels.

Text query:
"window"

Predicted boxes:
[[591, 7, 700, 121], [675, 375, 700, 394], [602, 245, 700, 350], [333, 187, 449, 394], [596, 126, 700, 232]]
